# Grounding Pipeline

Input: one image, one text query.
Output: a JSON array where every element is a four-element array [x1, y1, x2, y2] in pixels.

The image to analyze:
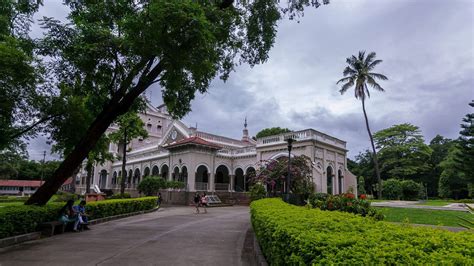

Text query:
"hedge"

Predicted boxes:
[[0, 197, 157, 239], [251, 198, 474, 265]]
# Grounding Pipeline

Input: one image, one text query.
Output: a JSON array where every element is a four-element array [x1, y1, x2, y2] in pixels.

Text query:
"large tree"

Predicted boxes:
[[373, 123, 433, 182], [26, 0, 330, 205], [109, 111, 148, 195], [336, 51, 388, 199], [425, 134, 454, 196], [454, 100, 474, 183]]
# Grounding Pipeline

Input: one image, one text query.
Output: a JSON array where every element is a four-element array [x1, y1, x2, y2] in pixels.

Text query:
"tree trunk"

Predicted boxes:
[[361, 98, 383, 199], [85, 162, 93, 194], [120, 129, 127, 195]]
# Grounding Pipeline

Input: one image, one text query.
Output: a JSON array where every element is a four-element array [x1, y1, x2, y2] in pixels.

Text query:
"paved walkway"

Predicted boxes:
[[0, 206, 251, 266]]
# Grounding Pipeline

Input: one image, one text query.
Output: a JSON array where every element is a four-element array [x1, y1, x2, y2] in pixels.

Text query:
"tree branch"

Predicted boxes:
[[9, 114, 61, 140]]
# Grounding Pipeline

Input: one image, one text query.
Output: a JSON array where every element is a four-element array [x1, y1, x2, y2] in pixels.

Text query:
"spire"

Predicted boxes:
[[242, 117, 249, 142]]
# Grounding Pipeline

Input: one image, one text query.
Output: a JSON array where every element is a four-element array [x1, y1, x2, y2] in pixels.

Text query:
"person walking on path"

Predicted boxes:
[[201, 193, 208, 214], [157, 192, 162, 208], [193, 193, 201, 214]]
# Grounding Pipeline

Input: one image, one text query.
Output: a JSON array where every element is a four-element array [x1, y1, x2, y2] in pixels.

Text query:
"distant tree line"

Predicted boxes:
[[0, 152, 61, 181], [350, 101, 473, 199]]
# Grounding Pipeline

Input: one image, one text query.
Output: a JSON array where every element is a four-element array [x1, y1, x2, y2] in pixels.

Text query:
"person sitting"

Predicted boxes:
[[73, 200, 90, 230], [58, 199, 80, 232]]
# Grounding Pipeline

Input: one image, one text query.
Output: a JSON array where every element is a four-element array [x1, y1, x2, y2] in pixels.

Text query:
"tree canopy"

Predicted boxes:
[[25, 0, 330, 205], [373, 123, 432, 181], [255, 127, 291, 138]]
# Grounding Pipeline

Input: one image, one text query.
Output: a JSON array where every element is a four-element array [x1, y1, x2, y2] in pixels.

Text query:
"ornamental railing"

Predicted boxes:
[[195, 182, 208, 191], [214, 183, 230, 191], [256, 129, 346, 149]]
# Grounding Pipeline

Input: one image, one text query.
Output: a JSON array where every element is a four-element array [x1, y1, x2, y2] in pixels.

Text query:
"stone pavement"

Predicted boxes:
[[0, 206, 251, 266]]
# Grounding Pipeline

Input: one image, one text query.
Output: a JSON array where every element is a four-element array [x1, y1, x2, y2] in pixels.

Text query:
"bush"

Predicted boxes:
[[53, 191, 80, 202], [137, 176, 167, 196], [401, 180, 422, 200], [308, 193, 383, 220], [382, 179, 402, 200], [249, 183, 266, 201], [0, 197, 157, 239], [108, 193, 131, 199], [251, 198, 474, 265]]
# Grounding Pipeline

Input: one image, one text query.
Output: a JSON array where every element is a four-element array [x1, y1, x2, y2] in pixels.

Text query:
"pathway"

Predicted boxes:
[[0, 206, 251, 266]]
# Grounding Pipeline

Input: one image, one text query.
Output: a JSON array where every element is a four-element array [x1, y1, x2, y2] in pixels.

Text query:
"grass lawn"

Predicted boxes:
[[377, 207, 471, 227], [416, 200, 455, 206], [0, 201, 24, 207]]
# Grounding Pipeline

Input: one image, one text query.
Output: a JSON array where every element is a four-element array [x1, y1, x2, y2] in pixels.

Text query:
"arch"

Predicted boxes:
[[143, 167, 150, 178], [128, 169, 133, 185], [133, 168, 141, 184], [234, 168, 244, 192], [172, 166, 180, 181], [180, 166, 188, 183], [269, 152, 295, 160], [215, 165, 230, 184], [194, 163, 210, 173], [338, 169, 344, 194], [214, 163, 231, 173], [195, 165, 209, 190], [245, 167, 256, 192], [327, 166, 334, 195], [99, 169, 107, 189], [151, 165, 159, 176], [160, 164, 169, 179], [112, 171, 117, 185]]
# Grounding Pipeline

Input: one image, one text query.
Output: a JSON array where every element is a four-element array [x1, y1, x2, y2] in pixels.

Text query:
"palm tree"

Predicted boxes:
[[337, 51, 388, 199]]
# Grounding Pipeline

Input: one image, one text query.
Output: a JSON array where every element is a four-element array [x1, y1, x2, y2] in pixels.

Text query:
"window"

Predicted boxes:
[[147, 123, 152, 130]]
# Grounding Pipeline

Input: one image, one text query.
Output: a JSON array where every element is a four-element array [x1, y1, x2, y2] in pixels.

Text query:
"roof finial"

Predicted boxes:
[[195, 122, 198, 130], [244, 116, 247, 129]]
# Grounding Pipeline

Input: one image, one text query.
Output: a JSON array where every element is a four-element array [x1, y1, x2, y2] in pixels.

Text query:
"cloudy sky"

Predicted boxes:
[[28, 0, 473, 160]]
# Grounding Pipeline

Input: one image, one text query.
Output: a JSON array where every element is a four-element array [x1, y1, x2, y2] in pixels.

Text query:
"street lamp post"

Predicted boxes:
[[285, 137, 294, 202]]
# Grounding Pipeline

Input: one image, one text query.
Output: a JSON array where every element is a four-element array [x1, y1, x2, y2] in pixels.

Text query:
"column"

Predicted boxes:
[[209, 172, 215, 192], [229, 174, 235, 192]]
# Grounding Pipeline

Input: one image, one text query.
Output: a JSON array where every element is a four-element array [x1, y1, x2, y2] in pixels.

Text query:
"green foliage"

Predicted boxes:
[[439, 145, 471, 199], [249, 183, 266, 201], [374, 123, 433, 181], [382, 178, 422, 200], [251, 198, 474, 265], [84, 197, 157, 220], [0, 196, 29, 203], [454, 101, 474, 184], [108, 111, 148, 146], [107, 193, 131, 199], [425, 135, 454, 196], [0, 197, 156, 238], [382, 178, 403, 200], [137, 176, 167, 196], [166, 180, 186, 189], [348, 151, 377, 195], [357, 176, 366, 195], [307, 193, 383, 220], [458, 204, 473, 230], [51, 191, 79, 203], [0, 152, 61, 181], [255, 127, 291, 139]]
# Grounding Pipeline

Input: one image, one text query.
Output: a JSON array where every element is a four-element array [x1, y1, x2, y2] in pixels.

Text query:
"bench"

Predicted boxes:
[[40, 221, 65, 237]]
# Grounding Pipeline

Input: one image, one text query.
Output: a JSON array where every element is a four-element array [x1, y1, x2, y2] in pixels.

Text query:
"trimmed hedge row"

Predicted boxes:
[[0, 197, 157, 239], [251, 198, 474, 265]]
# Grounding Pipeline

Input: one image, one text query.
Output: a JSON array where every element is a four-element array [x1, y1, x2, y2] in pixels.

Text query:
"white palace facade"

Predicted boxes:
[[75, 103, 357, 202]]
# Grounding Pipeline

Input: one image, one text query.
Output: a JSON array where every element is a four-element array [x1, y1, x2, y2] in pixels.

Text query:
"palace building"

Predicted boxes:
[[74, 103, 357, 203]]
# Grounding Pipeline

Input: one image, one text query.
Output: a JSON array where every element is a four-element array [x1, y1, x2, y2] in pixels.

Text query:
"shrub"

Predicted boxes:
[[308, 193, 383, 220], [251, 198, 474, 265], [52, 191, 79, 202], [166, 180, 186, 189], [249, 183, 266, 201], [0, 197, 157, 239], [382, 178, 402, 200], [137, 176, 167, 196], [108, 193, 131, 199], [401, 179, 422, 200]]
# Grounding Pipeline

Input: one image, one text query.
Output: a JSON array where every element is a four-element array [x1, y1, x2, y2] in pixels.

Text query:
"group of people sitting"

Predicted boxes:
[[58, 199, 90, 232], [193, 192, 209, 214]]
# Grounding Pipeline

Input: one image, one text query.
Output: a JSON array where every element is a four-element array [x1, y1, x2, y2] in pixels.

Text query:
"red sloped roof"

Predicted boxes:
[[164, 136, 222, 150], [0, 180, 43, 187], [0, 178, 73, 187]]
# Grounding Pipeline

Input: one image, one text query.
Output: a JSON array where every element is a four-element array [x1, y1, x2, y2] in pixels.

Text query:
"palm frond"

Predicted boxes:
[[358, 51, 366, 62], [342, 66, 357, 77], [367, 76, 385, 92], [368, 59, 383, 70], [364, 84, 371, 98], [336, 76, 353, 84], [365, 52, 376, 66], [339, 79, 354, 95], [369, 72, 388, 81]]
